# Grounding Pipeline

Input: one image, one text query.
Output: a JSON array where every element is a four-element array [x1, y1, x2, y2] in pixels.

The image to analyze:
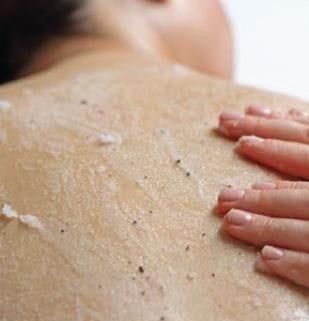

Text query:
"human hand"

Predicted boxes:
[[217, 106, 309, 288]]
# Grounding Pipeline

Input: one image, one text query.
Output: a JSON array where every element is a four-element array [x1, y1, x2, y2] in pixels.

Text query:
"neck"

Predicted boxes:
[[19, 34, 129, 78]]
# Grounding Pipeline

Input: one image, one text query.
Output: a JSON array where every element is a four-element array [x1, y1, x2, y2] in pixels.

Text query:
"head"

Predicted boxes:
[[0, 0, 233, 83], [92, 0, 234, 78]]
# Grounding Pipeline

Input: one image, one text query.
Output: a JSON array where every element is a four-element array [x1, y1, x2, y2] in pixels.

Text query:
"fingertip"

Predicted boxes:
[[224, 209, 252, 227], [222, 212, 240, 232], [236, 135, 264, 155], [246, 105, 272, 117], [217, 202, 232, 216], [262, 246, 284, 260], [238, 135, 264, 146], [219, 110, 242, 122], [218, 188, 245, 202], [218, 123, 230, 136], [260, 247, 309, 287], [222, 212, 245, 238], [218, 118, 242, 138], [258, 246, 284, 275]]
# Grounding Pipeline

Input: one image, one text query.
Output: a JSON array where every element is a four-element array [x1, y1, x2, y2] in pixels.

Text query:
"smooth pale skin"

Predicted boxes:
[[1, 50, 309, 321], [90, 0, 233, 77], [22, 0, 233, 80], [217, 107, 309, 288]]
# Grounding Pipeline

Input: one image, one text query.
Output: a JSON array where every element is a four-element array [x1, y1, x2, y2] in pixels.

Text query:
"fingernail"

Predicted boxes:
[[252, 182, 276, 190], [246, 105, 272, 116], [262, 246, 283, 260], [226, 209, 252, 226], [238, 135, 264, 145], [220, 111, 243, 121], [219, 188, 245, 202]]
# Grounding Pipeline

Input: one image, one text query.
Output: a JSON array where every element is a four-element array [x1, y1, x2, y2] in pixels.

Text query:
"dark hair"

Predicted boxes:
[[0, 0, 85, 84]]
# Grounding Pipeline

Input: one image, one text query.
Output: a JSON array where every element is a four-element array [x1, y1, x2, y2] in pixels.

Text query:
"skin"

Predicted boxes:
[[2, 3, 309, 318], [6, 0, 308, 299], [217, 105, 309, 288], [2, 51, 309, 320], [20, 0, 233, 80]]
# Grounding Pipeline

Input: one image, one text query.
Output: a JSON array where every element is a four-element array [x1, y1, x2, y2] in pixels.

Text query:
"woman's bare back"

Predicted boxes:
[[0, 51, 308, 321]]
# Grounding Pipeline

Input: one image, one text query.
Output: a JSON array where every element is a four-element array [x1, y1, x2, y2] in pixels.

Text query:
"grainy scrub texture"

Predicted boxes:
[[0, 52, 309, 321]]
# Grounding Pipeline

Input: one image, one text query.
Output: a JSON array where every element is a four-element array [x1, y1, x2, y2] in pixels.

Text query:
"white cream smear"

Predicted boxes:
[[19, 214, 44, 230], [1, 203, 44, 230], [0, 100, 11, 112], [99, 131, 122, 145], [2, 204, 18, 219], [172, 64, 192, 76]]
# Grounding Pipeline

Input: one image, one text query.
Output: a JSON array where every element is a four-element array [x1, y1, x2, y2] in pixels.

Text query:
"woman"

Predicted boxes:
[[0, 1, 308, 320], [0, 0, 233, 83]]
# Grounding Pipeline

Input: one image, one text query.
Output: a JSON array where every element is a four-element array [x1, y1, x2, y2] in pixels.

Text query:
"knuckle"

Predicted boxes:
[[292, 181, 304, 189], [259, 217, 275, 241], [277, 181, 295, 189], [256, 190, 270, 206]]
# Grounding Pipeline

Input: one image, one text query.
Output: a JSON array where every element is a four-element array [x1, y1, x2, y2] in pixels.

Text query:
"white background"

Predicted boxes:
[[222, 0, 309, 102]]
